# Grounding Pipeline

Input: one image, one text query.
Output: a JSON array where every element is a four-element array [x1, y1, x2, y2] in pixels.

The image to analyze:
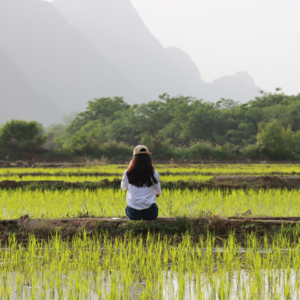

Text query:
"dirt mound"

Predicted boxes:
[[0, 180, 65, 189], [215, 176, 300, 189], [1, 216, 300, 246], [0, 176, 300, 190], [0, 179, 121, 190], [0, 180, 24, 188]]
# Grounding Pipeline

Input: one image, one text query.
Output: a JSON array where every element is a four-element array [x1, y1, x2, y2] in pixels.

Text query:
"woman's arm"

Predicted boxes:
[[121, 170, 129, 190], [153, 171, 161, 196]]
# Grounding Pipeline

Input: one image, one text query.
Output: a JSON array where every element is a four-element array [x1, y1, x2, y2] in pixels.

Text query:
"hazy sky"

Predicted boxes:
[[47, 0, 300, 95]]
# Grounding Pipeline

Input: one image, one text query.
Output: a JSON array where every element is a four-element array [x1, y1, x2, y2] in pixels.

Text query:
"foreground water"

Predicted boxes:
[[2, 269, 300, 299], [1, 231, 300, 299]]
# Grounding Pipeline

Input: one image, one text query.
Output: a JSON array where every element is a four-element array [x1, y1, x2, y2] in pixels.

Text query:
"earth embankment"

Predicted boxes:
[[1, 176, 300, 190]]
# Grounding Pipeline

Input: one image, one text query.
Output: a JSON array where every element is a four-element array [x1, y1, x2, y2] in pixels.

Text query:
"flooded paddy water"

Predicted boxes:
[[1, 231, 300, 299]]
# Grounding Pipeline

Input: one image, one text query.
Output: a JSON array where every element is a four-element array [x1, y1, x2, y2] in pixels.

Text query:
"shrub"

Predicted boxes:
[[174, 141, 234, 161], [240, 143, 263, 160], [257, 119, 300, 160], [0, 120, 47, 158]]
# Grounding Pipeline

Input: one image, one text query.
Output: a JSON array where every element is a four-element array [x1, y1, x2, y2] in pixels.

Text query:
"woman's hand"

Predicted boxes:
[[155, 192, 160, 198]]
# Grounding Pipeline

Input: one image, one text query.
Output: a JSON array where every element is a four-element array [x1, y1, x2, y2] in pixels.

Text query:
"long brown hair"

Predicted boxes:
[[127, 154, 158, 187]]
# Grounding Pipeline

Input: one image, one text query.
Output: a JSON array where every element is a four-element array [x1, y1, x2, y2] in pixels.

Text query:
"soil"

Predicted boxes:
[[1, 171, 300, 177], [2, 160, 300, 169], [215, 176, 300, 189], [1, 216, 299, 246], [1, 176, 300, 190]]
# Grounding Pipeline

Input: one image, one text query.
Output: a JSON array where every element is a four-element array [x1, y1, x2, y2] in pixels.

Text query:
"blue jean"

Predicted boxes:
[[125, 203, 158, 220]]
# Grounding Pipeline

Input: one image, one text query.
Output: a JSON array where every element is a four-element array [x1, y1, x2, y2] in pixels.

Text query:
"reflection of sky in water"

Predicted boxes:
[[2, 270, 300, 299]]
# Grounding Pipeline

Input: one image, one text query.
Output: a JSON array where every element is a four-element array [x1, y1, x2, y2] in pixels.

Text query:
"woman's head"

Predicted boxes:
[[127, 146, 158, 188], [133, 145, 152, 156]]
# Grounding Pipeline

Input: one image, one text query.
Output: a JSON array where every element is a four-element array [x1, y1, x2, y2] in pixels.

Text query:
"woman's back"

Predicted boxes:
[[121, 145, 161, 220], [121, 169, 161, 210]]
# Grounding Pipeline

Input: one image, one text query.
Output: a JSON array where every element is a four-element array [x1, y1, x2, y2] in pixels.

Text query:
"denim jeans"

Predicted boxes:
[[125, 203, 158, 220]]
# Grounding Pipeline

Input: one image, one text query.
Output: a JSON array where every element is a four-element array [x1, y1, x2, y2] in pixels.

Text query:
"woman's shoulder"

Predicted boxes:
[[123, 169, 128, 175], [154, 170, 160, 177]]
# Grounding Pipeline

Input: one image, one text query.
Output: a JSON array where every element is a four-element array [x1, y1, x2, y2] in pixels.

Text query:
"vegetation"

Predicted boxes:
[[2, 185, 300, 219], [1, 163, 300, 298], [1, 90, 300, 160], [0, 120, 47, 159], [53, 91, 300, 160], [2, 229, 300, 298], [257, 119, 300, 160], [2, 163, 300, 175]]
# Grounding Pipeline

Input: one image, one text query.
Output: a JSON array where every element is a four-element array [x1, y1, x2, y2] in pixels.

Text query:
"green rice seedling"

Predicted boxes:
[[1, 231, 300, 299], [1, 188, 300, 219], [0, 174, 213, 183], [1, 163, 300, 176]]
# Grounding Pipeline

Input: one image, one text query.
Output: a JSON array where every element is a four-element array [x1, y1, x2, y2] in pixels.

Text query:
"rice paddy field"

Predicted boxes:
[[1, 163, 300, 299], [1, 189, 300, 219], [1, 162, 300, 175]]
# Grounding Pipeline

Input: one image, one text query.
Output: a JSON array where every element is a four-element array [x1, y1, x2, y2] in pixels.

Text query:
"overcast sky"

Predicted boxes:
[[47, 0, 300, 95]]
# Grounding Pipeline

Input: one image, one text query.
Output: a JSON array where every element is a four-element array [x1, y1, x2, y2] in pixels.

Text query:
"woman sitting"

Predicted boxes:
[[121, 145, 161, 220]]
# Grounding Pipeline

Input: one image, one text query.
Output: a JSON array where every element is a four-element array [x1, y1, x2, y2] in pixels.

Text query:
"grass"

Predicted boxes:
[[0, 174, 213, 183], [1, 163, 300, 175], [1, 164, 300, 299], [1, 230, 300, 299], [1, 188, 300, 219]]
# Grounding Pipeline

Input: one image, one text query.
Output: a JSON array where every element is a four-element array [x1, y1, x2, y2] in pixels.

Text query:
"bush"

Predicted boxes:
[[140, 135, 174, 160], [0, 120, 47, 158], [99, 141, 132, 160], [173, 141, 235, 161], [257, 119, 300, 160], [240, 143, 263, 160]]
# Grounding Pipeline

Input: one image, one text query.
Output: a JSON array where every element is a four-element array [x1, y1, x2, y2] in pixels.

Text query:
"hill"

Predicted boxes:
[[0, 46, 61, 125], [166, 47, 260, 102], [0, 0, 146, 114], [53, 0, 260, 102], [52, 0, 194, 99]]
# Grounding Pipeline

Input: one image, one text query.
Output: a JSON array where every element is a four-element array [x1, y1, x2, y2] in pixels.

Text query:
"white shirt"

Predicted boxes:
[[121, 170, 161, 210]]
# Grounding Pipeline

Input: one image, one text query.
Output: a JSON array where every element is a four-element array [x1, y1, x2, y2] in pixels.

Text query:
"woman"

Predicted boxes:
[[121, 145, 161, 220]]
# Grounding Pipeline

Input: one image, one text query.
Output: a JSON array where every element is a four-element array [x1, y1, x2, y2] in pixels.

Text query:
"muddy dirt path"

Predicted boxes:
[[1, 176, 300, 190], [1, 215, 299, 246], [1, 172, 300, 177]]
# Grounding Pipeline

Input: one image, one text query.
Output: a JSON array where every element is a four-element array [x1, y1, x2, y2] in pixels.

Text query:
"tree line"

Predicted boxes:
[[1, 90, 300, 161]]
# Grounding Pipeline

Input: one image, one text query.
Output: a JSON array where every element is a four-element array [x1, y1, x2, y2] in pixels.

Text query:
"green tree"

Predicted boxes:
[[0, 120, 47, 153], [257, 119, 300, 160], [66, 121, 106, 153], [56, 92, 300, 161]]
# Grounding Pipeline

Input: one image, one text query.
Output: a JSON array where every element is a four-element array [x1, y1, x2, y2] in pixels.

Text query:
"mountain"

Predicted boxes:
[[165, 47, 203, 97], [0, 0, 146, 114], [203, 72, 261, 103], [53, 0, 260, 103], [166, 47, 260, 102], [0, 0, 261, 127], [52, 0, 192, 100], [0, 46, 61, 125]]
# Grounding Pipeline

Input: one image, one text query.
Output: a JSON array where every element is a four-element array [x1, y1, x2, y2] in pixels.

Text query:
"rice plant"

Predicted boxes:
[[1, 188, 300, 219], [1, 231, 300, 299], [1, 163, 300, 175]]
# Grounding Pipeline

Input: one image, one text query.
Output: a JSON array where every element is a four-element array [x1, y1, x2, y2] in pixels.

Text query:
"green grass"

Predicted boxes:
[[1, 164, 300, 298], [0, 174, 213, 183], [1, 163, 300, 175], [1, 188, 300, 219], [1, 231, 300, 299]]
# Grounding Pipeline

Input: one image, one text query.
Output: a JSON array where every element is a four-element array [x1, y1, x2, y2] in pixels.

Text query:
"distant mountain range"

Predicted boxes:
[[0, 0, 260, 125], [0, 46, 60, 124]]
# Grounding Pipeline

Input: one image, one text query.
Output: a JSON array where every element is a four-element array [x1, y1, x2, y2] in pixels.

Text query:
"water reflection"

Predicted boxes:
[[2, 269, 300, 299]]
